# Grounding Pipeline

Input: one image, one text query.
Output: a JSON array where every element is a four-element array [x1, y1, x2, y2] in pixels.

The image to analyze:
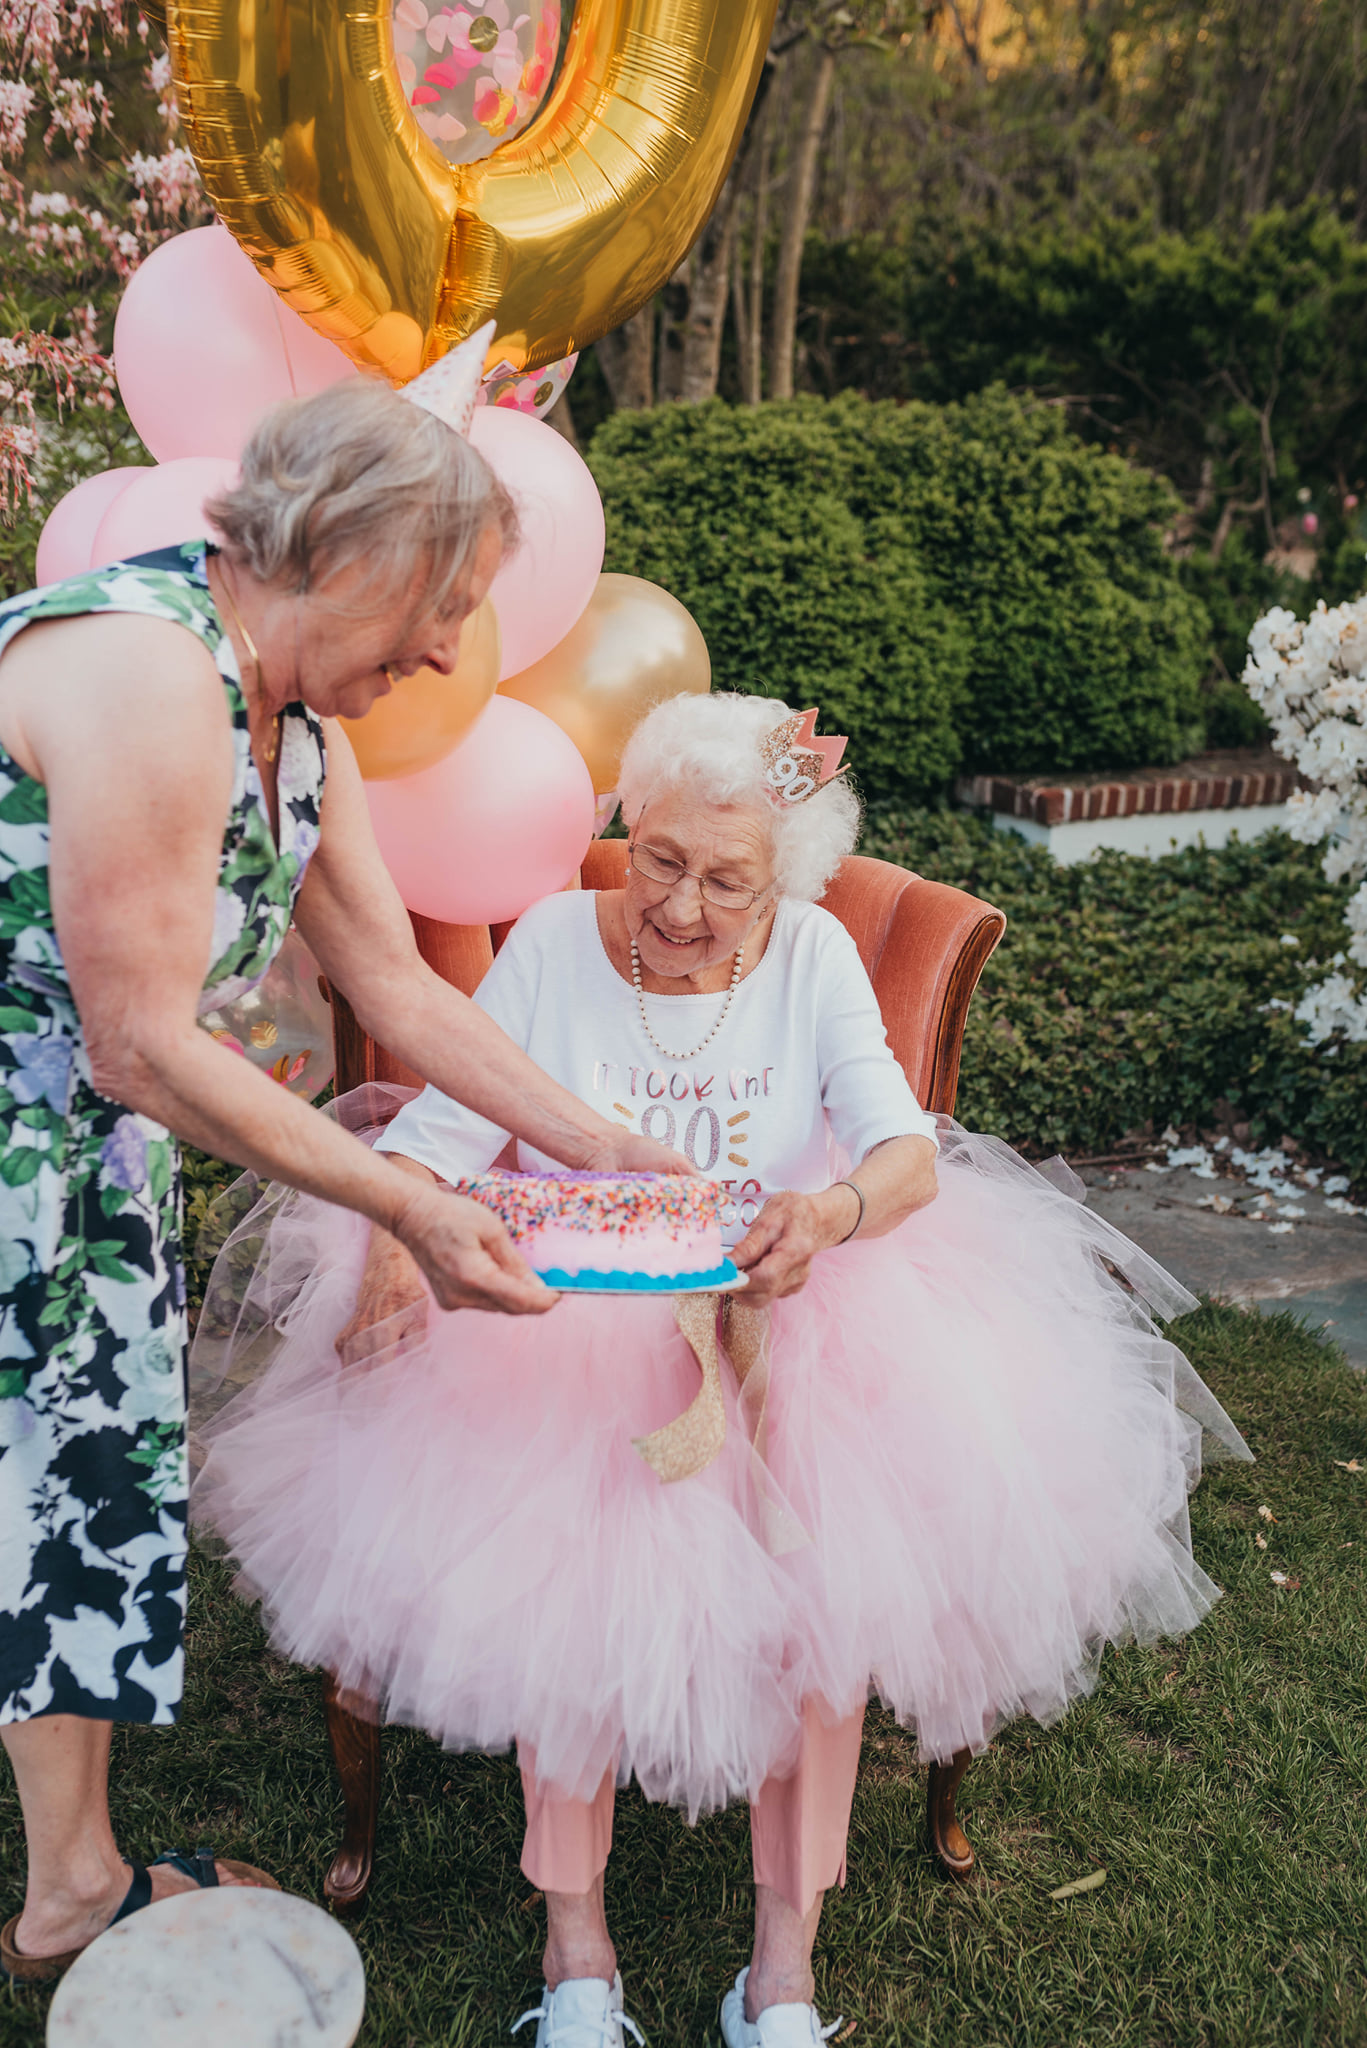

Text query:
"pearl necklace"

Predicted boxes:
[[630, 937, 745, 1060]]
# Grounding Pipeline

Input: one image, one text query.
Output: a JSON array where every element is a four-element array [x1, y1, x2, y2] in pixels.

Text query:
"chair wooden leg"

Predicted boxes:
[[322, 1673, 381, 1915], [926, 1748, 974, 1881]]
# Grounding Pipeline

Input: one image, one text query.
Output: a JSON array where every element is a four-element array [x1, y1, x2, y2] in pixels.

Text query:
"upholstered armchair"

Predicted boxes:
[[320, 842, 1006, 1911]]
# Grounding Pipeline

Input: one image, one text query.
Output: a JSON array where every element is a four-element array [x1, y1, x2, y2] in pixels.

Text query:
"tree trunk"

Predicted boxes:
[[543, 388, 580, 448], [655, 256, 692, 402], [767, 43, 836, 403], [679, 168, 741, 402], [731, 219, 750, 398], [744, 80, 775, 405], [594, 306, 654, 410], [944, 0, 984, 68]]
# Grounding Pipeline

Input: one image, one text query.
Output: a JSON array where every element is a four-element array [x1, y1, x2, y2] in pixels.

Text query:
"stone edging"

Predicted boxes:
[[956, 763, 1302, 828]]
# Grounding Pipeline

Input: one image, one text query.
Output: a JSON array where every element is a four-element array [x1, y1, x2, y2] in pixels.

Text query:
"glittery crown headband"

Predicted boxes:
[[759, 708, 848, 806], [401, 319, 496, 437]]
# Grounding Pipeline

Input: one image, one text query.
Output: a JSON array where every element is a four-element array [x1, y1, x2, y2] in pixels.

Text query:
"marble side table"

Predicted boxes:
[[46, 1888, 365, 2047]]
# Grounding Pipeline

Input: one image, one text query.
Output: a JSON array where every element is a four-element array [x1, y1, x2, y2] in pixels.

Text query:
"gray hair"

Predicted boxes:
[[617, 693, 862, 903], [205, 379, 518, 624]]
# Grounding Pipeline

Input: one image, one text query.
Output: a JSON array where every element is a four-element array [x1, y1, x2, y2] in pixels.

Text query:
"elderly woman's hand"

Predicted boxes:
[[732, 1139, 939, 1308], [335, 1227, 431, 1368], [730, 1187, 858, 1307]]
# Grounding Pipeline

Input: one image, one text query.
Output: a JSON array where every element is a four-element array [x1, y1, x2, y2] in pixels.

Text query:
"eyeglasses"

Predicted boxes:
[[628, 842, 765, 911]]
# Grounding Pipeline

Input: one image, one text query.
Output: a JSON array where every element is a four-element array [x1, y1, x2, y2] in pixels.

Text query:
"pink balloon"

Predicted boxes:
[[280, 305, 359, 398], [114, 225, 357, 463], [91, 457, 239, 566], [35, 466, 146, 583], [364, 696, 595, 923], [467, 408, 605, 682]]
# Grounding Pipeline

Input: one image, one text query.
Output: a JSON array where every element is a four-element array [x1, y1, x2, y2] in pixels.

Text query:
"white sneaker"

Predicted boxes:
[[512, 1973, 646, 2048], [720, 1967, 843, 2048]]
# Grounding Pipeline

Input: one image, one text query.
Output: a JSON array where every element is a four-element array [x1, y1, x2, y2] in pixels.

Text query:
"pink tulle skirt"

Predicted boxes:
[[189, 1117, 1250, 1814]]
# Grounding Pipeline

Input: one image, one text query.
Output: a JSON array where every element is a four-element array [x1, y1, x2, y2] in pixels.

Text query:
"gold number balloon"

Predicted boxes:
[[167, 0, 778, 385]]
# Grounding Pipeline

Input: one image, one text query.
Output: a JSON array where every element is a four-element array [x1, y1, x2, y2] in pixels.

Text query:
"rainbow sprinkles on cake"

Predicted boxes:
[[449, 1171, 741, 1292]]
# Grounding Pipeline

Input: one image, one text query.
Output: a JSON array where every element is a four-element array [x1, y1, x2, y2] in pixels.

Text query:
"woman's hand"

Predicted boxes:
[[730, 1186, 858, 1307], [338, 1154, 555, 1363], [731, 1139, 939, 1308], [394, 1188, 558, 1317], [585, 1129, 696, 1177], [334, 1229, 431, 1368]]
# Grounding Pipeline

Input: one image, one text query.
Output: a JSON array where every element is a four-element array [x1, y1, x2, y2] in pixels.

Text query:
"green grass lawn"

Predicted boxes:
[[1, 1303, 1364, 2047]]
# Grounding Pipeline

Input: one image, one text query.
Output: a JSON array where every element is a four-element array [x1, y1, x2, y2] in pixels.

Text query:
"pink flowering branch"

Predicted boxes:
[[1, 0, 206, 554], [0, 326, 118, 512]]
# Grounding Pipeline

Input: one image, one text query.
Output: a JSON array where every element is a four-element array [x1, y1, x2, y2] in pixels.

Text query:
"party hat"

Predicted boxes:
[[759, 707, 849, 805], [402, 320, 496, 437]]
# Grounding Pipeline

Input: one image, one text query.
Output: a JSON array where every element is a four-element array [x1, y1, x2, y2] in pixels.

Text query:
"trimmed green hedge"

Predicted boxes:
[[797, 208, 1367, 709], [860, 811, 1367, 1182], [588, 390, 1210, 802]]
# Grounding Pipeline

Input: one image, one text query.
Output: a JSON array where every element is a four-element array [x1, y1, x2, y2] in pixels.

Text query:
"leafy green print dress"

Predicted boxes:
[[0, 542, 325, 1723]]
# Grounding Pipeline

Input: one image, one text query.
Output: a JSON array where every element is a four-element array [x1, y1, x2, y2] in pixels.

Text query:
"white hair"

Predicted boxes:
[[206, 379, 518, 624], [617, 692, 861, 903]]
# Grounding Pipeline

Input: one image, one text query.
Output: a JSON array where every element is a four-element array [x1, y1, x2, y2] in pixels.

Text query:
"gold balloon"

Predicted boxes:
[[339, 600, 501, 780], [167, 0, 779, 384], [498, 574, 710, 795]]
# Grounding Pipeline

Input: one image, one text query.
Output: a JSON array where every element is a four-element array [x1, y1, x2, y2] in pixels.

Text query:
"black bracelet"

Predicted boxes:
[[833, 1178, 865, 1243]]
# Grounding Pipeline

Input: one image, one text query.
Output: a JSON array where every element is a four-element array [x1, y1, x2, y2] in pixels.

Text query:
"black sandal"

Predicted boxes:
[[0, 1845, 281, 1984]]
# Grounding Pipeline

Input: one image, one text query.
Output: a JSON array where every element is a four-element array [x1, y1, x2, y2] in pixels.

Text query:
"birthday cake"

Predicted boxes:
[[449, 1171, 741, 1292]]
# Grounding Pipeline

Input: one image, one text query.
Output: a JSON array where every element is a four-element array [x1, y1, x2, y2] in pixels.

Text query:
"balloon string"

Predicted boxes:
[[270, 292, 299, 399]]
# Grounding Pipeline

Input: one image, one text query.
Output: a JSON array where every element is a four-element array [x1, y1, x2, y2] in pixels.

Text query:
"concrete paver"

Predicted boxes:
[[1082, 1164, 1367, 1367]]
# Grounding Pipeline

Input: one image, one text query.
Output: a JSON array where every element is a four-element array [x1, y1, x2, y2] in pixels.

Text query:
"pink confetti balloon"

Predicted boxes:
[[468, 407, 605, 682], [478, 350, 578, 421], [114, 225, 357, 463], [200, 927, 336, 1101], [91, 457, 239, 566], [364, 696, 595, 923], [35, 466, 146, 584], [394, 0, 559, 164]]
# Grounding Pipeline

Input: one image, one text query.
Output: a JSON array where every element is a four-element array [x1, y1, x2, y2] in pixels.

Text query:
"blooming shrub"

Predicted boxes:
[[1243, 596, 1367, 1042], [0, 0, 210, 588]]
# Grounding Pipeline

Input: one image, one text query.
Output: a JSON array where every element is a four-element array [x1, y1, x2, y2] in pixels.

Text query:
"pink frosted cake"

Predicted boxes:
[[449, 1171, 740, 1292]]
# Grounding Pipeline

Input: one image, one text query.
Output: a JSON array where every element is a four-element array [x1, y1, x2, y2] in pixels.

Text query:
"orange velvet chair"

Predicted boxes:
[[320, 841, 1006, 1912]]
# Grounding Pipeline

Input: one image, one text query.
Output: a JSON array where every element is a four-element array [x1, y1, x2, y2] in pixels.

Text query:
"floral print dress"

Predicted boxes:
[[0, 542, 325, 1724]]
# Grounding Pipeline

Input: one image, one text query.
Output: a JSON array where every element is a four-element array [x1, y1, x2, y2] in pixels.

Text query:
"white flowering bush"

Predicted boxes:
[[1244, 595, 1367, 1044], [0, 0, 210, 580]]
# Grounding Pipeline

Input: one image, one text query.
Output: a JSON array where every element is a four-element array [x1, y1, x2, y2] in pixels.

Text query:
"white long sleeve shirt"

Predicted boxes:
[[377, 891, 939, 1247]]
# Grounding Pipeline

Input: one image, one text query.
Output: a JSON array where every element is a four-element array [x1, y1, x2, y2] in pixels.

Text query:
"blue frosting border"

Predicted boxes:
[[539, 1258, 741, 1293]]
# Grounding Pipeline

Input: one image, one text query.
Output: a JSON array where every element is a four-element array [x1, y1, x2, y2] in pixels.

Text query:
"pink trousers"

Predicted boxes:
[[519, 1702, 866, 1919]]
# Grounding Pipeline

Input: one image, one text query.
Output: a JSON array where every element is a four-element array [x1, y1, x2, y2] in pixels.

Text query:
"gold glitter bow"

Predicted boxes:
[[634, 1294, 807, 1554], [633, 1293, 761, 1483]]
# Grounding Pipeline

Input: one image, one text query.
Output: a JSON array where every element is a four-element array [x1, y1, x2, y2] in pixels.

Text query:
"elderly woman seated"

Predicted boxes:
[[192, 693, 1248, 2048]]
